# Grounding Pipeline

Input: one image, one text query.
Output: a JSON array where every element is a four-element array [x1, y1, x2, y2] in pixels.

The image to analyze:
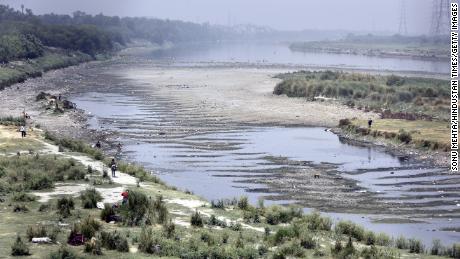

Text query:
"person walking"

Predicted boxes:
[[110, 158, 117, 177], [368, 119, 373, 129]]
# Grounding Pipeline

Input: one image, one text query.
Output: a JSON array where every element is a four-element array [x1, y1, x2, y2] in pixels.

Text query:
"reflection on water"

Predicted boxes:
[[72, 91, 460, 245], [145, 42, 448, 74]]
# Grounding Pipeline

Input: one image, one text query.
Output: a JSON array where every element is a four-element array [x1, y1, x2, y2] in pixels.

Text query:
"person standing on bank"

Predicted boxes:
[[110, 158, 117, 177], [19, 125, 26, 138]]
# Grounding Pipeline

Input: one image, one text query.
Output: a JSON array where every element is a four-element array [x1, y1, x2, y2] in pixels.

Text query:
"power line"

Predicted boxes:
[[398, 0, 408, 35], [430, 0, 450, 36]]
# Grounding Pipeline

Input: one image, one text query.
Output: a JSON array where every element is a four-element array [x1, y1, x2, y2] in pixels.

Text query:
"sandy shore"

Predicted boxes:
[[118, 65, 376, 127]]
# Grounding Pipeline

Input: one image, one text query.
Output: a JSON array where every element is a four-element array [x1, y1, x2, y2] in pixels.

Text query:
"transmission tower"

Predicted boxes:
[[430, 0, 450, 36], [398, 0, 408, 35]]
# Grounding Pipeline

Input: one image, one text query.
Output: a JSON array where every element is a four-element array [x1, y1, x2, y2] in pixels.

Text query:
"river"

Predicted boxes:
[[68, 42, 458, 246]]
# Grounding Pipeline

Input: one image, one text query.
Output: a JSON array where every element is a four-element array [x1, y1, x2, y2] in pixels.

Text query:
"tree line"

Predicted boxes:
[[0, 4, 228, 63]]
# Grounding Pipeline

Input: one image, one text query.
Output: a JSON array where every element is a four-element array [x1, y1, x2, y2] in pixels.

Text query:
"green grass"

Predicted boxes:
[[274, 70, 449, 120], [0, 50, 92, 90], [342, 118, 450, 151], [0, 124, 458, 258]]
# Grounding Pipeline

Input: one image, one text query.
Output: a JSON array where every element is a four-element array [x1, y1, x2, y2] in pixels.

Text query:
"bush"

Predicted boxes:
[[364, 231, 376, 245], [386, 75, 405, 86], [211, 199, 226, 209], [395, 236, 408, 249], [191, 210, 204, 227], [339, 118, 351, 127], [275, 240, 305, 258], [300, 233, 317, 249], [138, 228, 155, 254], [100, 203, 116, 222], [152, 195, 169, 225], [49, 245, 78, 259], [11, 192, 37, 202], [265, 205, 303, 225], [11, 235, 30, 256], [398, 129, 412, 144], [237, 196, 249, 210], [56, 196, 75, 218], [273, 226, 297, 244], [80, 188, 102, 209], [80, 216, 101, 239], [375, 232, 391, 246], [334, 220, 365, 241], [408, 238, 425, 254], [26, 224, 59, 241], [431, 239, 442, 255], [301, 211, 332, 231], [119, 190, 152, 226], [100, 231, 129, 252], [84, 238, 102, 255]]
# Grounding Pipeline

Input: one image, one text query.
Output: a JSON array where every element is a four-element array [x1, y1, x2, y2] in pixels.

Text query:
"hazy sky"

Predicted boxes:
[[1, 0, 437, 35]]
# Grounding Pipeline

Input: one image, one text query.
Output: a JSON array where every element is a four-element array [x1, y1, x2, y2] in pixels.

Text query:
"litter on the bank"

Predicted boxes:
[[32, 237, 52, 243], [96, 202, 105, 209]]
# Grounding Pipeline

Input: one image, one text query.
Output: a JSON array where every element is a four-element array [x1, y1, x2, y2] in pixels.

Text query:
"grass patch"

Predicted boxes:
[[274, 70, 449, 120], [344, 118, 449, 151]]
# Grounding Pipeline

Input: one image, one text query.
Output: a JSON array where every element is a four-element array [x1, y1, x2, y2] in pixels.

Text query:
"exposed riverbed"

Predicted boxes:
[[0, 42, 456, 246]]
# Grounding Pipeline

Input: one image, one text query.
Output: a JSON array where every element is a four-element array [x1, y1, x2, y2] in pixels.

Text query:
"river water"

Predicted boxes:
[[145, 42, 449, 75], [70, 42, 458, 245]]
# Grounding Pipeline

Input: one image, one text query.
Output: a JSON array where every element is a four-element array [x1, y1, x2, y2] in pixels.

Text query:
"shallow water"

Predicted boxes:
[[144, 42, 449, 74], [72, 90, 460, 245]]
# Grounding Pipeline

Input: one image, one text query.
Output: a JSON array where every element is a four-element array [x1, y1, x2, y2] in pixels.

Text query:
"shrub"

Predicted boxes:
[[301, 211, 332, 231], [38, 203, 51, 212], [211, 199, 226, 209], [138, 228, 155, 254], [100, 203, 116, 222], [398, 129, 412, 144], [119, 190, 151, 226], [28, 175, 54, 190], [265, 205, 302, 225], [300, 233, 317, 249], [237, 196, 249, 210], [67, 168, 86, 180], [449, 243, 460, 258], [275, 240, 305, 258], [11, 192, 36, 202], [334, 220, 365, 241], [163, 221, 175, 239], [80, 216, 101, 239], [191, 210, 204, 227], [273, 226, 297, 244], [84, 238, 102, 255], [56, 196, 75, 218], [408, 238, 425, 254], [152, 195, 169, 224], [431, 239, 442, 255], [26, 224, 59, 241], [13, 204, 29, 213], [100, 231, 129, 252], [395, 236, 408, 249], [364, 231, 376, 245], [386, 75, 405, 86], [49, 245, 78, 259], [80, 188, 102, 209], [375, 232, 391, 246], [11, 235, 30, 256], [339, 118, 351, 127]]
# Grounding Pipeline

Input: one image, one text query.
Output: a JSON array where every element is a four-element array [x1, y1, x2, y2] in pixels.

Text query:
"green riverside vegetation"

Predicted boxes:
[[0, 125, 459, 258]]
